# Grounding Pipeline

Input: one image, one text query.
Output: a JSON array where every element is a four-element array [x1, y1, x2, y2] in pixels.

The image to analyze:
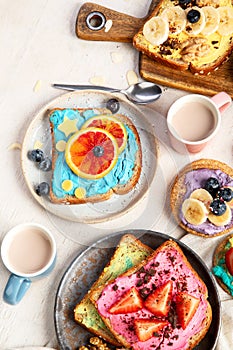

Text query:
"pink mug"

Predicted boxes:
[[167, 92, 232, 154]]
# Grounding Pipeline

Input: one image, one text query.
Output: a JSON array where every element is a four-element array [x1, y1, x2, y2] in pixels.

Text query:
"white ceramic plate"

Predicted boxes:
[[21, 90, 158, 223]]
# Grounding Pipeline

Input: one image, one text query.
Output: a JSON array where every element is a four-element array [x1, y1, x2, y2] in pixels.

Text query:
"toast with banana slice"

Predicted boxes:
[[74, 234, 153, 345], [133, 0, 233, 75], [170, 159, 233, 237]]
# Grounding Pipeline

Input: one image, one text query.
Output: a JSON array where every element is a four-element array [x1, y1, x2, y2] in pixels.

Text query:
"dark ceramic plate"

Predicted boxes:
[[54, 230, 221, 350]]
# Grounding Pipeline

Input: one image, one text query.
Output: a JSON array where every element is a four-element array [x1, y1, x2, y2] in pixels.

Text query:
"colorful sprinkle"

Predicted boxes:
[[61, 179, 73, 192], [56, 140, 67, 152], [74, 187, 86, 199]]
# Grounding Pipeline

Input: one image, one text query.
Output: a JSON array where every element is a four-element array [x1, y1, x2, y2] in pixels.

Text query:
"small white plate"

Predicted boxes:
[[21, 90, 158, 223]]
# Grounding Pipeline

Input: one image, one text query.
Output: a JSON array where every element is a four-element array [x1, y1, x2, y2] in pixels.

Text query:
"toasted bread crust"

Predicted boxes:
[[91, 239, 212, 349], [74, 234, 153, 345], [213, 233, 233, 296], [170, 159, 233, 237], [186, 302, 212, 349], [133, 0, 233, 75], [49, 109, 142, 204]]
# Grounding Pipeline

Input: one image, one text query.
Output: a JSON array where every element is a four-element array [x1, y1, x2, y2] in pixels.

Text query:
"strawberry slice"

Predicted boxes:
[[225, 247, 233, 275], [108, 287, 143, 314], [176, 292, 200, 329], [135, 319, 168, 342], [144, 281, 173, 317]]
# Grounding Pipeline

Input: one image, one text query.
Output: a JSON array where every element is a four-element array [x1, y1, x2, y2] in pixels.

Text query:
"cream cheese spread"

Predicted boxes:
[[49, 109, 139, 199], [97, 245, 208, 350]]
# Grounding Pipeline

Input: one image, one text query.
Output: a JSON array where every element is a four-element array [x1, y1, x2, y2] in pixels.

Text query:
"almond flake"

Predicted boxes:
[[126, 70, 139, 86], [105, 19, 113, 32]]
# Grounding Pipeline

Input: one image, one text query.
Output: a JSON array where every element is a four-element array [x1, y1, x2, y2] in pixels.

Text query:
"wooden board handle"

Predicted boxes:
[[76, 2, 146, 42]]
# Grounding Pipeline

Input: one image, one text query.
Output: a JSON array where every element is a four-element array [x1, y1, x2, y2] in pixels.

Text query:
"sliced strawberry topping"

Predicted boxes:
[[144, 281, 173, 317], [108, 287, 143, 314], [134, 319, 168, 342], [176, 292, 200, 329], [225, 247, 233, 276]]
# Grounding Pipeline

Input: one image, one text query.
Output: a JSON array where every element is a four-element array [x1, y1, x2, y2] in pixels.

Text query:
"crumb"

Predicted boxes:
[[34, 140, 43, 150]]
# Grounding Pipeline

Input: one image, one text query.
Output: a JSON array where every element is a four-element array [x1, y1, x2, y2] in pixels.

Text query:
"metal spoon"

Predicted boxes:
[[52, 82, 162, 104]]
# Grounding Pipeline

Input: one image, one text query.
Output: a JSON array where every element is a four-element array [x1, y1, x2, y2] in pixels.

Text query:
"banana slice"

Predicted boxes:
[[190, 188, 213, 207], [226, 186, 233, 209], [201, 6, 220, 36], [208, 204, 232, 226], [143, 16, 169, 46], [161, 6, 186, 35], [217, 6, 233, 36], [185, 7, 206, 35], [182, 198, 208, 225]]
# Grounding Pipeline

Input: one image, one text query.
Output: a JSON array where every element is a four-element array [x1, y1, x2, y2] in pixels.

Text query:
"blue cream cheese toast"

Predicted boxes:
[[133, 0, 233, 75], [49, 108, 142, 204]]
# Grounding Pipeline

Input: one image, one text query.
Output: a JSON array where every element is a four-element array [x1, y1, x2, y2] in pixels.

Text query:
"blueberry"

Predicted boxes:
[[210, 199, 227, 216], [106, 99, 120, 114], [179, 0, 191, 7], [35, 182, 50, 196], [28, 149, 44, 162], [38, 157, 52, 171], [187, 9, 201, 23], [204, 177, 220, 196], [93, 145, 104, 157], [217, 188, 233, 202]]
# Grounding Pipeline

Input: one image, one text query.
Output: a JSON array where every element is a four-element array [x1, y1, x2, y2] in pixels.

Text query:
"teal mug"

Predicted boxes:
[[1, 223, 56, 305]]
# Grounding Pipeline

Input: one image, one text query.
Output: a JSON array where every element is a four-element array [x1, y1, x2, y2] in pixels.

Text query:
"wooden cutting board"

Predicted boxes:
[[76, 1, 233, 98]]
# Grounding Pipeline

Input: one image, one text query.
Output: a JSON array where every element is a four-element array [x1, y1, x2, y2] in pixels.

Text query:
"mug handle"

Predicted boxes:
[[211, 92, 232, 114], [3, 274, 31, 305]]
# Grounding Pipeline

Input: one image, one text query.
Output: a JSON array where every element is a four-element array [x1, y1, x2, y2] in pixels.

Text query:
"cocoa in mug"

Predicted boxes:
[[1, 223, 56, 305], [7, 227, 52, 274], [167, 92, 232, 154]]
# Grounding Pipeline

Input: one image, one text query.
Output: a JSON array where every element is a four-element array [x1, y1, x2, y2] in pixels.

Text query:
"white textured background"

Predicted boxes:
[[0, 0, 232, 349]]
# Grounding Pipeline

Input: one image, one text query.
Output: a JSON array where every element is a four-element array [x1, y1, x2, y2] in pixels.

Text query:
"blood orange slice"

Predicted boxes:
[[65, 127, 118, 179], [82, 115, 127, 153]]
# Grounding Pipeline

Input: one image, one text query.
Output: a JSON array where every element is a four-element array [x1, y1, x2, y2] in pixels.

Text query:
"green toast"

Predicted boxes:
[[74, 234, 153, 345]]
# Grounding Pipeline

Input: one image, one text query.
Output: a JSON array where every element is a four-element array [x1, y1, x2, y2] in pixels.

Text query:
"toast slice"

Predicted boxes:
[[49, 108, 142, 204], [133, 0, 233, 75], [170, 159, 233, 237], [212, 233, 233, 296], [91, 239, 212, 350], [74, 234, 153, 345]]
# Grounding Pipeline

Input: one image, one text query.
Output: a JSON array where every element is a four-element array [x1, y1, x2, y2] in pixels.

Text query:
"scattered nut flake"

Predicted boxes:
[[34, 140, 43, 149], [111, 51, 123, 64], [78, 336, 111, 350], [104, 19, 113, 32], [89, 75, 106, 86], [33, 79, 42, 92], [126, 70, 139, 86], [7, 142, 22, 150]]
